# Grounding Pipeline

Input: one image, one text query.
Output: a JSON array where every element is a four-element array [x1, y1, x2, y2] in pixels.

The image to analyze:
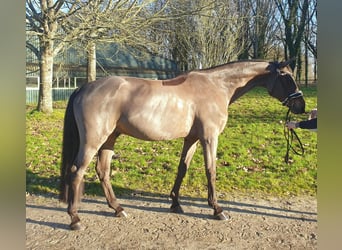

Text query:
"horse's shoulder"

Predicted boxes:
[[162, 74, 187, 86]]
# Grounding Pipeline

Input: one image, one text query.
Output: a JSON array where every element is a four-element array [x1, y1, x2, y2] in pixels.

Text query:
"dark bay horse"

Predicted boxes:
[[60, 60, 305, 230]]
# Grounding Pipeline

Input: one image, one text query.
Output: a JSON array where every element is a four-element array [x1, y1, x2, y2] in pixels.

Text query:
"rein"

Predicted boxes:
[[283, 108, 305, 163]]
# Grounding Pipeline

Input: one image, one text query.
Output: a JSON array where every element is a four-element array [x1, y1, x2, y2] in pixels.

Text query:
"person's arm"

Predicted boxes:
[[298, 118, 317, 129]]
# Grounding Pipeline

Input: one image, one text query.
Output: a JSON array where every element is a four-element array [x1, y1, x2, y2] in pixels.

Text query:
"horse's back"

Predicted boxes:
[[76, 76, 125, 96]]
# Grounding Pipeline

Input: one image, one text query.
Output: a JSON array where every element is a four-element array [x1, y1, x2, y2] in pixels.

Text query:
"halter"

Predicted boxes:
[[281, 91, 303, 107], [271, 69, 303, 108]]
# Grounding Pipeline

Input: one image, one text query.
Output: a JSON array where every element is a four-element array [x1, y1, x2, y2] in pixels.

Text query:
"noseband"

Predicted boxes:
[[281, 91, 303, 107]]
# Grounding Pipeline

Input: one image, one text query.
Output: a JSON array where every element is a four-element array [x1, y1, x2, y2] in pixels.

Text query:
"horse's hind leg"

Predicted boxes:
[[95, 133, 127, 217], [170, 136, 198, 213], [67, 145, 98, 230]]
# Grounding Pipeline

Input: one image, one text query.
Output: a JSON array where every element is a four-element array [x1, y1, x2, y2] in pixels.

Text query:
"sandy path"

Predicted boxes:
[[26, 193, 317, 249]]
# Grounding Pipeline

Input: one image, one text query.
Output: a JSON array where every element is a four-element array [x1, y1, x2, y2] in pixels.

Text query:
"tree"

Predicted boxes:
[[26, 0, 90, 113], [236, 0, 279, 60], [274, 0, 309, 71], [195, 0, 245, 68], [72, 0, 175, 82], [166, 0, 245, 70], [26, 0, 185, 112], [304, 0, 317, 84], [164, 0, 203, 70], [306, 0, 317, 60], [249, 0, 279, 59]]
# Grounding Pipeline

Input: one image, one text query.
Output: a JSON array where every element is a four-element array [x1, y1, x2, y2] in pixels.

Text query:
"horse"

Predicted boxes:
[[59, 59, 305, 230]]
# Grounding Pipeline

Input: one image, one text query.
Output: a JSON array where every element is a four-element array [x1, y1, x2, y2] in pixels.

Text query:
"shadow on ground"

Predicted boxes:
[[26, 188, 317, 231]]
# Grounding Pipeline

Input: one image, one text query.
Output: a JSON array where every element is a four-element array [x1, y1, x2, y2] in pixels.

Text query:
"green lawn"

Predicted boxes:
[[26, 85, 317, 198]]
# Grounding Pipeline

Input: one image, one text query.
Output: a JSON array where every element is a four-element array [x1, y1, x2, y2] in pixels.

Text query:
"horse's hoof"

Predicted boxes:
[[70, 222, 82, 230], [170, 205, 184, 214], [215, 212, 230, 221], [115, 210, 128, 218]]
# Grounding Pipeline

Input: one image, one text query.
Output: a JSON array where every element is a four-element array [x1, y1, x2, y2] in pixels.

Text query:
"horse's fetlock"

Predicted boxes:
[[214, 206, 223, 216]]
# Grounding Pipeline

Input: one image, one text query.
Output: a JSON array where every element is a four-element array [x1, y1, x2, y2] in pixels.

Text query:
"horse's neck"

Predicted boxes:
[[211, 62, 271, 104], [227, 79, 258, 104]]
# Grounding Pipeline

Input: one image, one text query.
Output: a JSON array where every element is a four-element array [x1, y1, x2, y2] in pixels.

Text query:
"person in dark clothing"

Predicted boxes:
[[286, 108, 317, 131]]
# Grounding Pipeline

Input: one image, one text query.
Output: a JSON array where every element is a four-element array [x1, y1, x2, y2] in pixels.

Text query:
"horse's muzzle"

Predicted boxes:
[[282, 91, 305, 114], [290, 99, 306, 114]]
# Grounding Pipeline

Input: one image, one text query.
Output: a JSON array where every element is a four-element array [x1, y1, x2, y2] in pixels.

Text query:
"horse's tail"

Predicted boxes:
[[59, 89, 80, 203]]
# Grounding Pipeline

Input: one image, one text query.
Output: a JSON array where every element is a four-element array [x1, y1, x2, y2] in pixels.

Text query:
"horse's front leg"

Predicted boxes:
[[201, 136, 229, 220], [170, 137, 198, 213]]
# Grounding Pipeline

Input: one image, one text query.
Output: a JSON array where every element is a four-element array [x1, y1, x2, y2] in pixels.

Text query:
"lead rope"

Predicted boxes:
[[284, 108, 305, 163]]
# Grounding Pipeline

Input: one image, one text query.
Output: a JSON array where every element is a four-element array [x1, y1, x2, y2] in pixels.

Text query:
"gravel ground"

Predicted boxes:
[[26, 193, 317, 249]]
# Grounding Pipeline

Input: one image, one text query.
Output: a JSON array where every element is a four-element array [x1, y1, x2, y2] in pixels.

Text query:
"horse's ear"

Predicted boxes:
[[267, 58, 295, 73], [278, 58, 295, 69]]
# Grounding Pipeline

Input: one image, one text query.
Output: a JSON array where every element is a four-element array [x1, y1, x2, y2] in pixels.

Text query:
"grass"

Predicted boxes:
[[26, 85, 317, 199]]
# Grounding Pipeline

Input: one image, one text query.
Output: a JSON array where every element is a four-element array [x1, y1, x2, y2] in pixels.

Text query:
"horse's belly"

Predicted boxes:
[[115, 91, 196, 140], [117, 109, 194, 141]]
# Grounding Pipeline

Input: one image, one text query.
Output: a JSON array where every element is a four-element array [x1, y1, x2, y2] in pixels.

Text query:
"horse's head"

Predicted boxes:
[[267, 60, 305, 114]]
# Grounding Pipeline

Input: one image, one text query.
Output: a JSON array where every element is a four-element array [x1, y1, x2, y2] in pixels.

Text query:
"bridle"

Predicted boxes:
[[281, 91, 303, 107], [270, 69, 305, 163], [270, 70, 303, 108], [275, 74, 305, 163]]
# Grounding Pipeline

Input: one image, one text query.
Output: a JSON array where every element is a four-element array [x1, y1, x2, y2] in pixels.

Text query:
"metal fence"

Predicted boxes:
[[26, 88, 77, 104], [26, 71, 179, 104], [26, 68, 179, 103], [26, 76, 87, 104]]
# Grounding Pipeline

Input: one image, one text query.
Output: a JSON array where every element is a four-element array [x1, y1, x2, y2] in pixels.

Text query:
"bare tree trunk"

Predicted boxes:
[[314, 58, 317, 82], [37, 39, 54, 113], [87, 41, 96, 82], [275, 0, 309, 71], [296, 50, 302, 82], [304, 31, 309, 87]]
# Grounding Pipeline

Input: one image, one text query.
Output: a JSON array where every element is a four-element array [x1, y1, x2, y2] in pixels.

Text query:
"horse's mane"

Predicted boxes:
[[162, 59, 272, 86], [196, 59, 270, 73]]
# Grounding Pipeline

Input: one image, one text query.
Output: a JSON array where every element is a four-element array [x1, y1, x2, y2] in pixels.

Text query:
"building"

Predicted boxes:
[[26, 40, 180, 103]]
